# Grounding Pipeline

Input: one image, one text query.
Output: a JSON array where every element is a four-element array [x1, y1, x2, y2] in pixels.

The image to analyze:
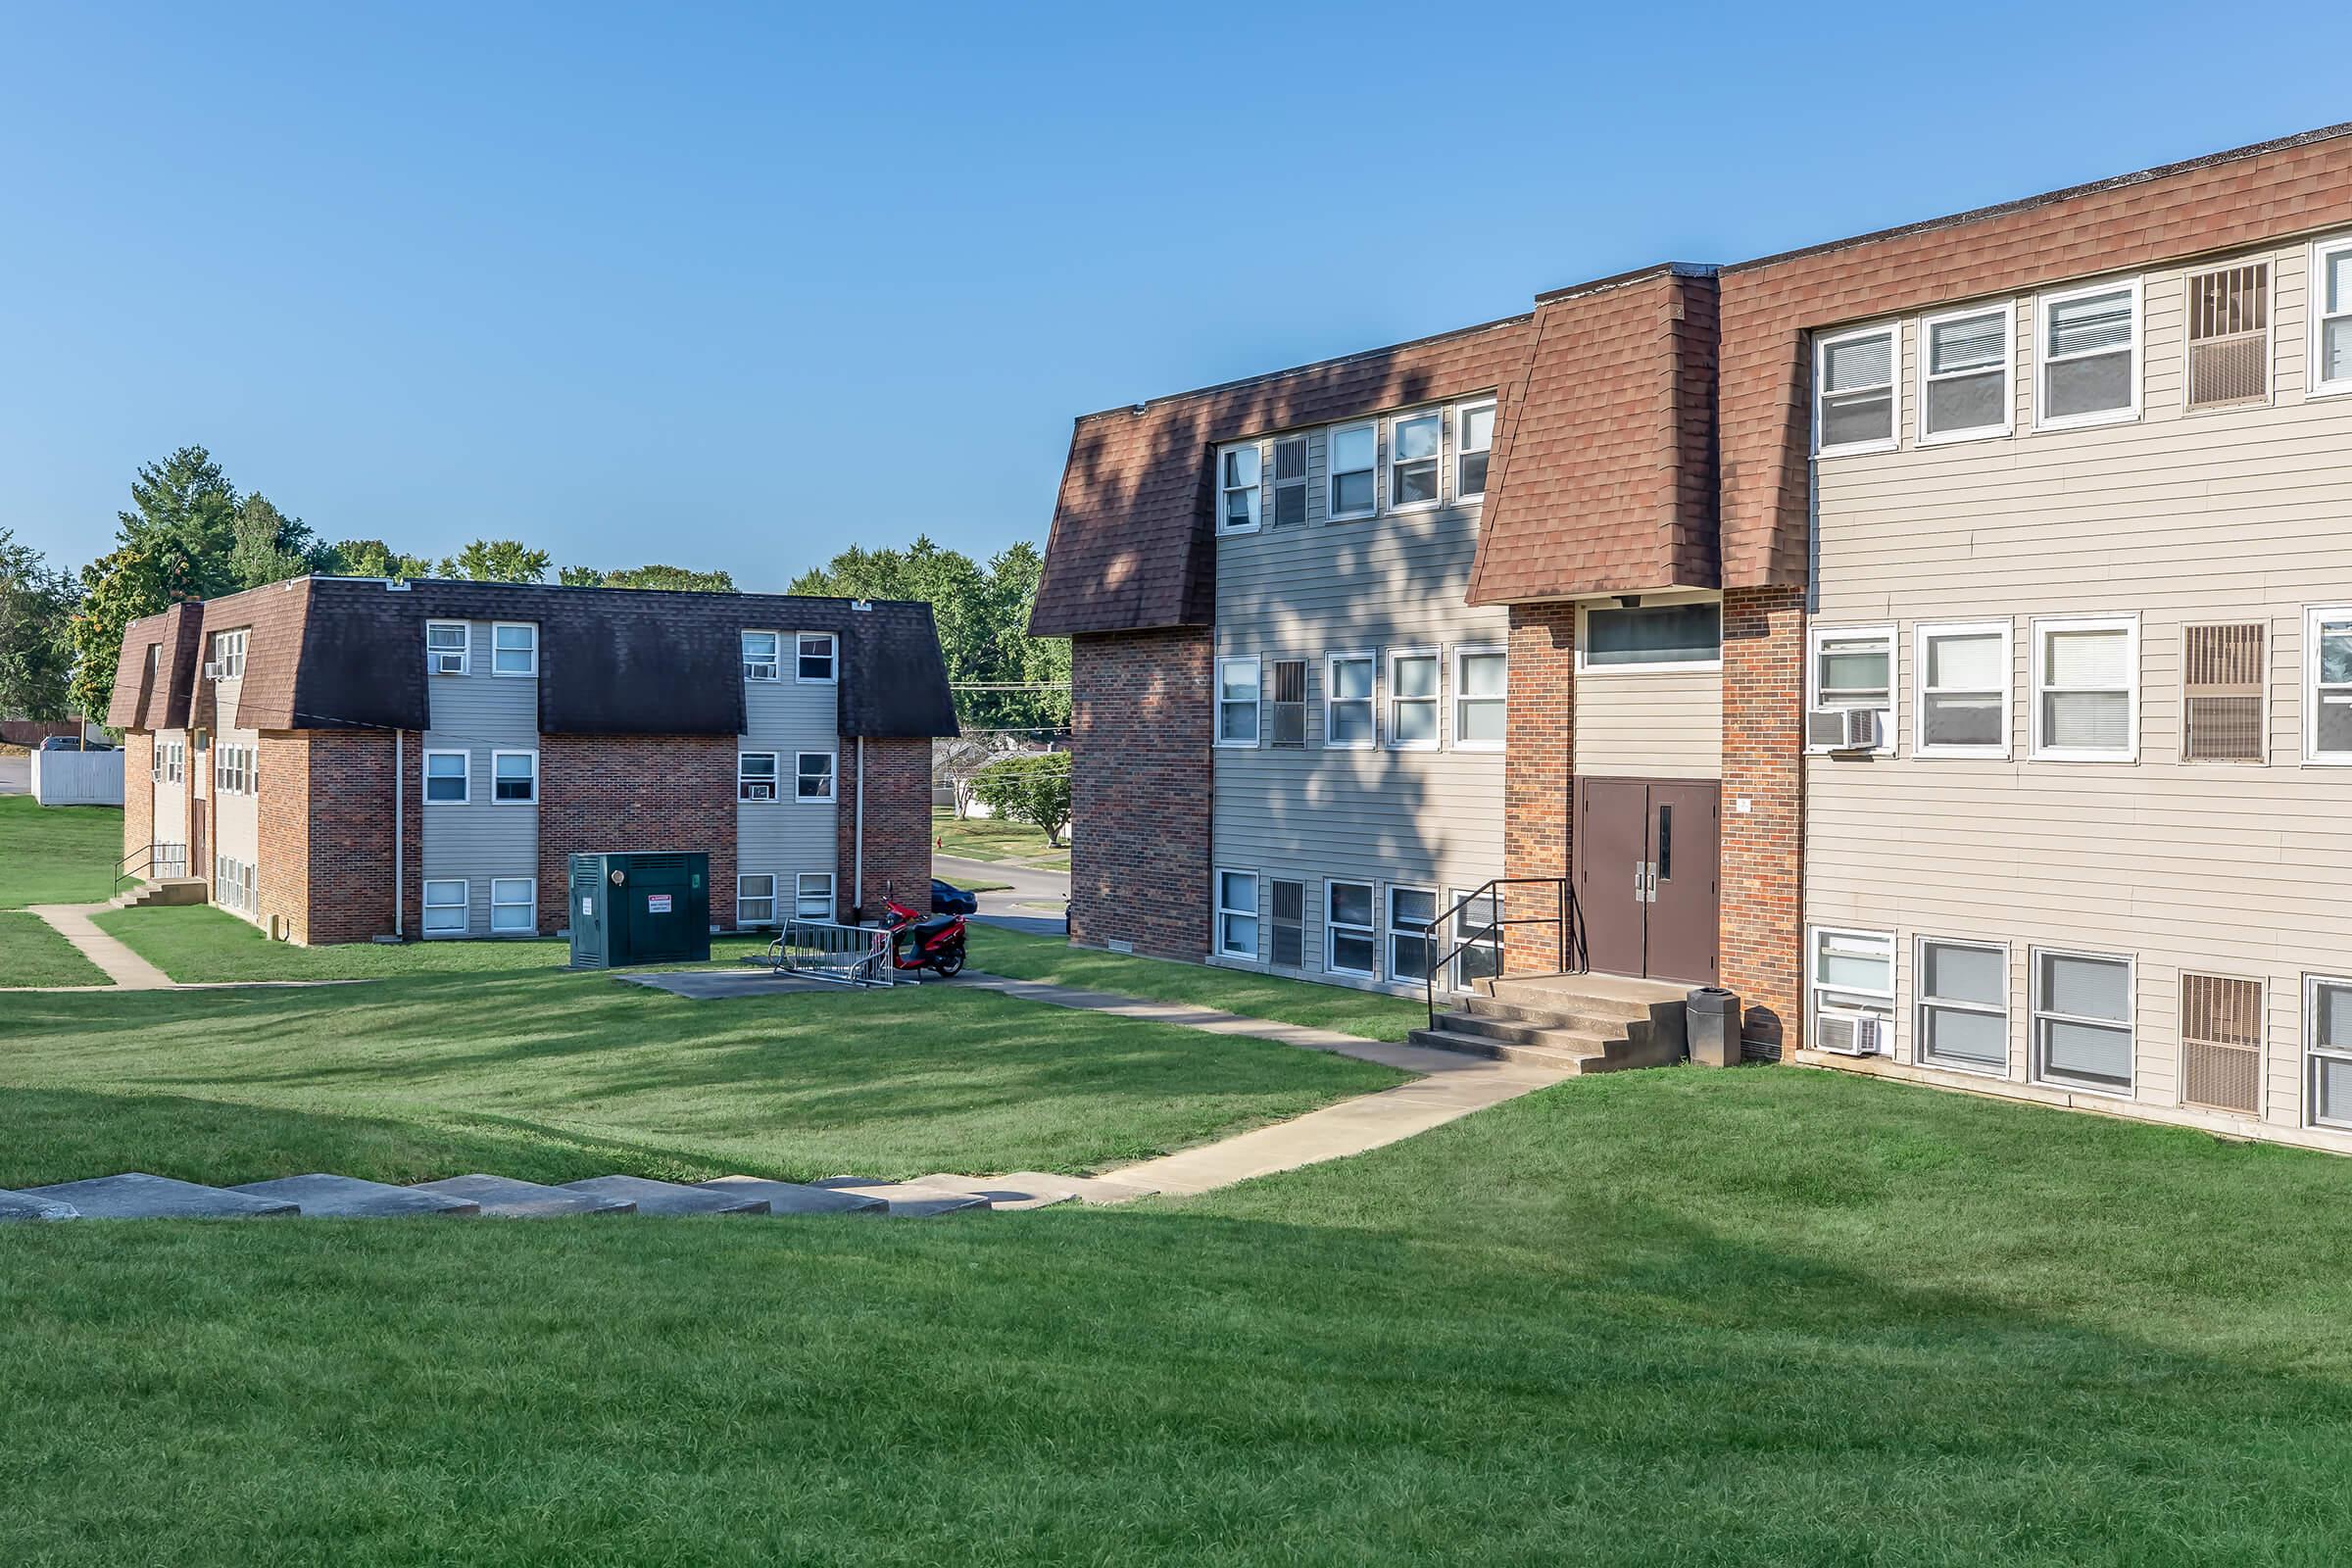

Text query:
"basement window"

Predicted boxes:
[[490, 878, 535, 935], [796, 751, 837, 802], [2307, 975, 2352, 1129], [423, 879, 469, 937], [2032, 948, 2134, 1096], [1215, 869, 1258, 959], [737, 875, 776, 927], [1915, 937, 2009, 1075], [1387, 886, 1436, 985], [795, 872, 835, 920], [1326, 881, 1377, 977]]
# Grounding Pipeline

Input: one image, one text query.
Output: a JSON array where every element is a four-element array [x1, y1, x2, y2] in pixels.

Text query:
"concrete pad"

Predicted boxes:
[[408, 1174, 634, 1218], [560, 1175, 769, 1215], [808, 1177, 993, 1217], [20, 1172, 297, 1220], [231, 1173, 480, 1218], [695, 1176, 886, 1215], [0, 1191, 79, 1223], [617, 970, 841, 1001], [926, 1171, 1159, 1206], [907, 1174, 1076, 1210]]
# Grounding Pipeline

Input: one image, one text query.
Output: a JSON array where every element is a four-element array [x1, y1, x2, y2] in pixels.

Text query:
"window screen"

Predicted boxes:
[[2034, 951, 2133, 1092], [2039, 625, 2132, 755], [1921, 628, 2005, 751], [1818, 328, 1895, 449], [2042, 287, 2135, 420], [1918, 939, 2007, 1071], [1923, 309, 2007, 436]]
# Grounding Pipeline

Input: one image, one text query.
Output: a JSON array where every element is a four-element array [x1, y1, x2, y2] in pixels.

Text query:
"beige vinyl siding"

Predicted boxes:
[[212, 725, 261, 911], [1806, 231, 2352, 1145], [151, 727, 186, 850], [1212, 407, 1507, 988], [1575, 666, 1721, 779]]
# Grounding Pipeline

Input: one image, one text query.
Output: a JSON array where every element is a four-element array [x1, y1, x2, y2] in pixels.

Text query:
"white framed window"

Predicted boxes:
[[1323, 653, 1376, 749], [1455, 400, 1494, 499], [164, 741, 183, 784], [490, 878, 535, 934], [2036, 278, 2141, 428], [738, 752, 779, 802], [1810, 925, 1895, 1055], [2305, 606, 2352, 763], [1328, 421, 1377, 520], [795, 872, 835, 920], [491, 622, 537, 677], [741, 630, 780, 681], [1449, 887, 1500, 992], [425, 621, 469, 676], [2310, 235, 2352, 398], [797, 631, 838, 683], [1814, 322, 1898, 455], [214, 744, 255, 796], [1270, 435, 1308, 527], [1386, 649, 1439, 750], [1580, 601, 1722, 672], [423, 879, 469, 937], [150, 744, 163, 782], [1217, 442, 1262, 534], [422, 750, 468, 805], [1453, 646, 1505, 750], [1215, 657, 1260, 747], [1918, 304, 2011, 442], [2032, 615, 2137, 761], [1915, 937, 2009, 1075], [1388, 410, 1441, 511], [1214, 869, 1258, 959], [737, 874, 777, 926], [2306, 974, 2352, 1129], [491, 750, 538, 804], [1806, 624, 1893, 754], [209, 628, 248, 679], [1268, 879, 1305, 968], [796, 751, 837, 802], [1914, 621, 2010, 759], [2032, 948, 2134, 1096], [1386, 885, 1437, 985], [1326, 880, 1377, 977]]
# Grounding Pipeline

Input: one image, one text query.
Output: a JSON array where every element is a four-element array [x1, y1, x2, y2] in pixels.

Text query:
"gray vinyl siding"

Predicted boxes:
[[1805, 229, 2352, 1148], [420, 620, 540, 936], [737, 667, 842, 923], [1575, 665, 1722, 779], [1211, 404, 1507, 990]]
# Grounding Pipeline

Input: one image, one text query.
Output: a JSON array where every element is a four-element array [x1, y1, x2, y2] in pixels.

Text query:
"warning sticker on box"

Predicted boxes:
[[646, 894, 672, 913]]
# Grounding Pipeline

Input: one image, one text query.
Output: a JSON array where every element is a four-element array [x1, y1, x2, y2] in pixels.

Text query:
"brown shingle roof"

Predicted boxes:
[[1030, 316, 1534, 637]]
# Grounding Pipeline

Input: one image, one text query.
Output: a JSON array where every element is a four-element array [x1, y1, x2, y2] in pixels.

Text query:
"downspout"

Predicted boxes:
[[854, 736, 866, 922], [393, 729, 405, 939]]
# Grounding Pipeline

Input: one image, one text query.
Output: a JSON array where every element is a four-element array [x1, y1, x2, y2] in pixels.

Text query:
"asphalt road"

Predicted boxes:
[[0, 753, 27, 795], [936, 853, 1069, 938]]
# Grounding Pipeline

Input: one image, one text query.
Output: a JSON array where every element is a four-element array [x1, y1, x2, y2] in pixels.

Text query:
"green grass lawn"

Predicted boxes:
[[7, 1069, 2352, 1564], [932, 807, 1066, 866], [973, 923, 1430, 1040], [0, 910, 111, 987], [0, 794, 122, 908]]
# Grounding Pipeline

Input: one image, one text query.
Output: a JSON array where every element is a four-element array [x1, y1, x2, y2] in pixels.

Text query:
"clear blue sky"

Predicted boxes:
[[3, 2, 2346, 591]]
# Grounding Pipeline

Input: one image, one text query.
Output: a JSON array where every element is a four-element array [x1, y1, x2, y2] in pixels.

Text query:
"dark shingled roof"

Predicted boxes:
[[111, 578, 958, 740]]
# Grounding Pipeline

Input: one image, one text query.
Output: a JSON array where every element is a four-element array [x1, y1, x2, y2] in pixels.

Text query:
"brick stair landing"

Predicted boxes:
[[1409, 973, 1690, 1073]]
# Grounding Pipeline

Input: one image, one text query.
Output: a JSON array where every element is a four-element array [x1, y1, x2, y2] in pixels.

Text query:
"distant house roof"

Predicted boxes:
[[108, 577, 959, 740]]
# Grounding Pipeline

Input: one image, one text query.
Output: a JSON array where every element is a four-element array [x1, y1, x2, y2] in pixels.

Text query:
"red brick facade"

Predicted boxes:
[[1068, 627, 1209, 959], [292, 729, 416, 947], [836, 736, 933, 921], [256, 731, 310, 941], [1718, 586, 1803, 1054], [1501, 604, 1576, 967], [536, 735, 737, 937], [122, 732, 153, 871]]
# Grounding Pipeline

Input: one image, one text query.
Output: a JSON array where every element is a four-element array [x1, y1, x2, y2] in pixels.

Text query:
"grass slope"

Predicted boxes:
[[0, 794, 122, 908], [0, 968, 1401, 1189], [975, 924, 1429, 1040], [932, 808, 1068, 867], [0, 911, 110, 987], [6, 1070, 2352, 1564]]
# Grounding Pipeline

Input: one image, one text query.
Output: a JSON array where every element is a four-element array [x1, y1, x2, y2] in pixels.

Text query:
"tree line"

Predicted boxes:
[[0, 444, 1068, 737]]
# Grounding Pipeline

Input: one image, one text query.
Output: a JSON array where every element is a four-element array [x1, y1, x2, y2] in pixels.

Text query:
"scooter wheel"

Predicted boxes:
[[930, 949, 965, 979]]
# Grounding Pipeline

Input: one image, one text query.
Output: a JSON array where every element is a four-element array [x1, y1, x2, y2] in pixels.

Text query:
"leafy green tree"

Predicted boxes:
[[558, 564, 738, 592], [117, 446, 240, 601], [227, 493, 324, 591], [0, 529, 78, 721], [68, 539, 179, 719], [558, 564, 604, 587], [438, 539, 551, 583], [325, 539, 435, 580], [968, 752, 1072, 846]]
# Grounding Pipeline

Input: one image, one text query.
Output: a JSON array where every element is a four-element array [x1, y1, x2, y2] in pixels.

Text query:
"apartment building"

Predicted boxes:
[[109, 576, 956, 944], [1035, 122, 2352, 1152]]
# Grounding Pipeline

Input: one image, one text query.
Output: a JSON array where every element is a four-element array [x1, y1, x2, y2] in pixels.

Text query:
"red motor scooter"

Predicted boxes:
[[880, 888, 967, 978]]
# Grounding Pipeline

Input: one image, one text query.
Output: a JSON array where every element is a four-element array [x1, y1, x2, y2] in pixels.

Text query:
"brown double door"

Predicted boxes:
[[1576, 778, 1719, 986]]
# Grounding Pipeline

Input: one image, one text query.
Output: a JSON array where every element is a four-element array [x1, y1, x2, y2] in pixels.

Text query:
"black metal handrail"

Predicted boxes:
[[1420, 876, 1586, 1030], [110, 841, 186, 901]]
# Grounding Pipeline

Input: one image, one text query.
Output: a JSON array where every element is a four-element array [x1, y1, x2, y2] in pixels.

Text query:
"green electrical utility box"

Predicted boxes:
[[567, 852, 710, 968]]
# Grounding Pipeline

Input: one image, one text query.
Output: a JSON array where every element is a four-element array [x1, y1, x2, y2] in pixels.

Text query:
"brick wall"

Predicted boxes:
[[122, 732, 153, 869], [297, 729, 415, 947], [835, 735, 933, 921], [256, 731, 310, 941], [1501, 604, 1576, 968], [537, 735, 735, 936], [1068, 627, 1209, 959], [1719, 585, 1803, 1054]]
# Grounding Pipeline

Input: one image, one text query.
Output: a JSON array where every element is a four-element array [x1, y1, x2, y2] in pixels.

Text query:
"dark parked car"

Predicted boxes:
[[38, 736, 113, 751], [930, 878, 979, 915]]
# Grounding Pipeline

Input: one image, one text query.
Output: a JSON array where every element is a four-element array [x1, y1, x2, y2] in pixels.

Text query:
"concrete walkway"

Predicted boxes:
[[957, 972, 1565, 1195], [23, 903, 174, 989]]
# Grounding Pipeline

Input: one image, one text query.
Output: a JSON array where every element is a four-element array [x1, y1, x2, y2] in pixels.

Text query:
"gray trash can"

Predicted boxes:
[[1686, 987, 1740, 1067]]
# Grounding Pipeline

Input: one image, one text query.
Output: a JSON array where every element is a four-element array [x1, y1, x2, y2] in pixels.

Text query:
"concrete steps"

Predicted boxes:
[[1408, 974, 1690, 1075], [110, 878, 209, 910], [0, 1166, 1157, 1222]]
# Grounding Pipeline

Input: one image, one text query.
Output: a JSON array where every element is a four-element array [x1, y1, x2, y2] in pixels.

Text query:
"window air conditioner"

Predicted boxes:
[[1814, 1008, 1887, 1056], [202, 661, 221, 680], [433, 652, 466, 675], [744, 783, 775, 801], [1807, 707, 1884, 752]]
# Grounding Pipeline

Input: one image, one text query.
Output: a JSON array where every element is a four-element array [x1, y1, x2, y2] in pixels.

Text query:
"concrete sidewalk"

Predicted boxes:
[[23, 904, 173, 989]]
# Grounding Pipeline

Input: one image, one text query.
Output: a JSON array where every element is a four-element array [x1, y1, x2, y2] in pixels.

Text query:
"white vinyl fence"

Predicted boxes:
[[30, 748, 124, 806]]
